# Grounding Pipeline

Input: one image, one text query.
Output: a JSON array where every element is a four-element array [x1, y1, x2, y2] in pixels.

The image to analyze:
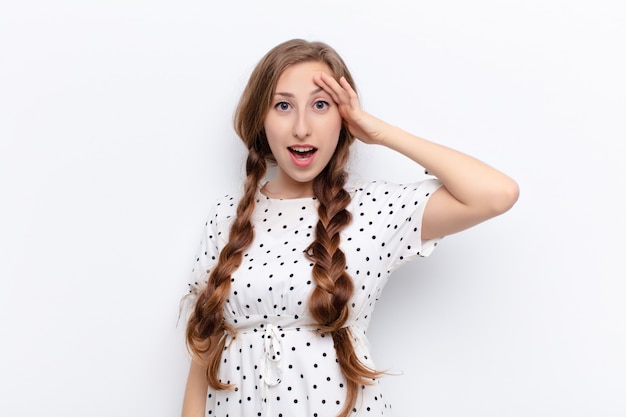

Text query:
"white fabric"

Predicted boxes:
[[185, 179, 442, 416]]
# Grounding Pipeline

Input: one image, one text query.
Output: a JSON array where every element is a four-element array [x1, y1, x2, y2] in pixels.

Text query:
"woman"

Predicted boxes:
[[182, 39, 519, 417]]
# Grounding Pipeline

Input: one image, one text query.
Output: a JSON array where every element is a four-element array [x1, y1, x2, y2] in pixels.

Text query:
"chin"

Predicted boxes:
[[292, 175, 317, 184]]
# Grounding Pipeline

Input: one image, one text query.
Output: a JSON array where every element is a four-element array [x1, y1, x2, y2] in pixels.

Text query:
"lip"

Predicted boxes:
[[289, 143, 316, 150], [287, 144, 318, 168]]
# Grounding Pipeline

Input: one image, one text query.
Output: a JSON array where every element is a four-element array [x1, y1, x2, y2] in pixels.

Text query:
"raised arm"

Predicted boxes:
[[314, 72, 519, 240], [375, 125, 519, 239]]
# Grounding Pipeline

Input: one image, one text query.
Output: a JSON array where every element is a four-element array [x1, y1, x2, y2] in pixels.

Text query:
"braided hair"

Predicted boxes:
[[186, 39, 381, 417]]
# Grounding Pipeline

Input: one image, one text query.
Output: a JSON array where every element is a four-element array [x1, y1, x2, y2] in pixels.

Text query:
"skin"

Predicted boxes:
[[262, 62, 343, 199], [312, 70, 520, 240], [182, 358, 210, 417], [182, 60, 519, 417]]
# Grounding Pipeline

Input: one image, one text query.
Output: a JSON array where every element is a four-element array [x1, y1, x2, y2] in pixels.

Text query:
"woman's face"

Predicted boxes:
[[263, 61, 342, 197]]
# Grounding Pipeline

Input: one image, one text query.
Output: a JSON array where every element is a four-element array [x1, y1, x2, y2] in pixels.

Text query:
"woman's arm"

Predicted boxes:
[[376, 124, 519, 240], [181, 358, 209, 417], [182, 332, 223, 417], [314, 73, 519, 239]]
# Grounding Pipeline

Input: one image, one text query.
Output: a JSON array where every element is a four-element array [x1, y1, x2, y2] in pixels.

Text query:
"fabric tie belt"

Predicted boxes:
[[260, 323, 283, 386], [222, 315, 321, 382], [221, 315, 324, 413], [221, 314, 366, 413]]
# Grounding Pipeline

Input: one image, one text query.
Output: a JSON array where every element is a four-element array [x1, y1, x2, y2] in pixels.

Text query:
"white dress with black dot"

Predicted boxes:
[[185, 179, 442, 417]]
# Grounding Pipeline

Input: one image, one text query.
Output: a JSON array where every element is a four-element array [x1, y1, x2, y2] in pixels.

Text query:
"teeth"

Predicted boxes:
[[290, 147, 314, 153]]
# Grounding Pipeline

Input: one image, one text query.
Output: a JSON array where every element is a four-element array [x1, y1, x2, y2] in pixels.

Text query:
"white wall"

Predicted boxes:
[[1, 1, 624, 416]]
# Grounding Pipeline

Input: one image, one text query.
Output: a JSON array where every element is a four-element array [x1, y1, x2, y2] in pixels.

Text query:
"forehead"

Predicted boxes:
[[275, 61, 333, 90]]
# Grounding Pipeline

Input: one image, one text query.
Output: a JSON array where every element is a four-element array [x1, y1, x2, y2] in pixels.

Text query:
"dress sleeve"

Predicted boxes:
[[179, 203, 222, 318], [375, 178, 443, 272]]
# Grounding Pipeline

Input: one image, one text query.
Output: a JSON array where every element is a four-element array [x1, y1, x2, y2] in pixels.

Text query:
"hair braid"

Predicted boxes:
[[185, 143, 267, 389], [187, 39, 380, 417], [306, 136, 383, 417]]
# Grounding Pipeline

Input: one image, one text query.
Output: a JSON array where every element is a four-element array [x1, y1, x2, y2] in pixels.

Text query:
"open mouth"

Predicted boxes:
[[288, 146, 317, 159]]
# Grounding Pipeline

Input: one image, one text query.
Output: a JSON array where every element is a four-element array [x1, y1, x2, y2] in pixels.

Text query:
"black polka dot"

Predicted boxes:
[[189, 179, 441, 415]]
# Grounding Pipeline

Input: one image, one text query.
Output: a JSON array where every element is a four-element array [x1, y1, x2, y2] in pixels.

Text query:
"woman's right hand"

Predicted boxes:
[[313, 72, 390, 145]]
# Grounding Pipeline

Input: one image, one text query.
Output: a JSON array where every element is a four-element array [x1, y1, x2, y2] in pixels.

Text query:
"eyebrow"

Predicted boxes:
[[274, 87, 324, 98]]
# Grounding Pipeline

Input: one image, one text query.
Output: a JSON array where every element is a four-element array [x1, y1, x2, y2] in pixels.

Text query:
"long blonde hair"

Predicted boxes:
[[186, 39, 381, 417]]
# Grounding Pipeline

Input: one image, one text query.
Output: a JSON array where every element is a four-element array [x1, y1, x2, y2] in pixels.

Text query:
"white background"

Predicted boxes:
[[1, 1, 625, 416]]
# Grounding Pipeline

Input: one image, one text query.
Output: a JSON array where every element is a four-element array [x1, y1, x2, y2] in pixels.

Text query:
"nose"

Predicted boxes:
[[292, 111, 311, 139]]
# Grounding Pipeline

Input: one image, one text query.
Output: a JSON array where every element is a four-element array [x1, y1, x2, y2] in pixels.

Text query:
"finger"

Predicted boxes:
[[316, 72, 350, 103], [313, 73, 341, 103], [339, 77, 359, 101], [325, 75, 358, 107], [334, 77, 361, 113]]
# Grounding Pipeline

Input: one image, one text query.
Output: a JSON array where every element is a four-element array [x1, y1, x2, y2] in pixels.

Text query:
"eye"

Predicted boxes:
[[275, 101, 290, 111], [314, 100, 329, 110]]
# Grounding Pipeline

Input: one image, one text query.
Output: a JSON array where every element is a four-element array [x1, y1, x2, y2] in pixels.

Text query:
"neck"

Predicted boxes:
[[261, 180, 314, 199]]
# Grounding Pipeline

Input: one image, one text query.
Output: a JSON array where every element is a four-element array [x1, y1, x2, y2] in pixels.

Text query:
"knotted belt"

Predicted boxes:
[[220, 314, 367, 414]]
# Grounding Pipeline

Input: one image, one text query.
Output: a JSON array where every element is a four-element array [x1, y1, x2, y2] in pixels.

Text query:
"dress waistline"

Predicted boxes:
[[223, 314, 322, 334], [219, 314, 368, 416]]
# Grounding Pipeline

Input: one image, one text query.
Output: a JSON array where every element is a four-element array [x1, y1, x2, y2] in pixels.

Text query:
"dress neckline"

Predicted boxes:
[[258, 182, 317, 202]]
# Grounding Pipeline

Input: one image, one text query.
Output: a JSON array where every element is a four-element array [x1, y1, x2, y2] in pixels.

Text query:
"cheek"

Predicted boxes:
[[318, 114, 343, 140], [330, 121, 343, 146], [263, 117, 284, 145], [263, 117, 276, 138]]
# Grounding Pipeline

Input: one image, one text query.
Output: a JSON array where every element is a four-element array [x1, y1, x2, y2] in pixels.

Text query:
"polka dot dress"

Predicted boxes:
[[185, 179, 442, 416]]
